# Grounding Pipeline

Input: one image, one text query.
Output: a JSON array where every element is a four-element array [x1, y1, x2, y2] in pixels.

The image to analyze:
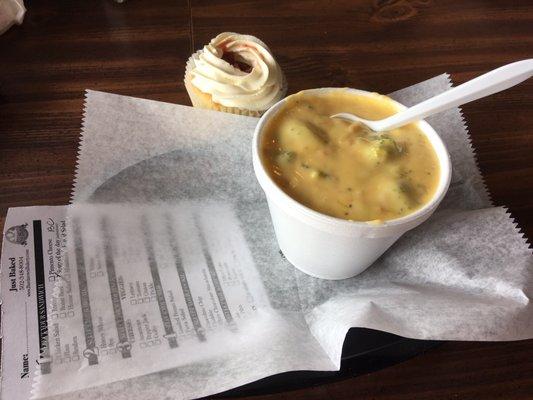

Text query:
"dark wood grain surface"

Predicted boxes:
[[0, 0, 532, 399]]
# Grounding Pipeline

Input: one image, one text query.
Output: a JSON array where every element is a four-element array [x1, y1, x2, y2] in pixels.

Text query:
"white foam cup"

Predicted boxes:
[[252, 88, 452, 280]]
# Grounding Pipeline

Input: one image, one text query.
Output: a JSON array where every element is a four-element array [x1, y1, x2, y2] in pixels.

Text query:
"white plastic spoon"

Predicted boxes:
[[331, 59, 533, 132]]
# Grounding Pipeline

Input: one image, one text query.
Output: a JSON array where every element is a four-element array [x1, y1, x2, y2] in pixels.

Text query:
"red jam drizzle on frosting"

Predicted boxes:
[[221, 51, 253, 73]]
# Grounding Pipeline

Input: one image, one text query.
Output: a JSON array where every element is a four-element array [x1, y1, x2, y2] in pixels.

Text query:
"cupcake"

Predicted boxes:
[[184, 32, 287, 117]]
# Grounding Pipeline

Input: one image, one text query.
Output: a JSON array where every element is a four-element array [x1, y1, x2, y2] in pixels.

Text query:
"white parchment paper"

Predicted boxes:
[[34, 75, 532, 400]]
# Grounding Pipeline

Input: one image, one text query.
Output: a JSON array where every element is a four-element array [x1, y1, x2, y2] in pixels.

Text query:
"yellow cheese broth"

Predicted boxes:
[[261, 91, 440, 222]]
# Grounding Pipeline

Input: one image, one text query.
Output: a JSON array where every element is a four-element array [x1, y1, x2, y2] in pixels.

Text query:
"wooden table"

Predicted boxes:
[[1, 1, 531, 399]]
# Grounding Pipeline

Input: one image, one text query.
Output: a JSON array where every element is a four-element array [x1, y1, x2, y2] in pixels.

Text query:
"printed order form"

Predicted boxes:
[[0, 204, 269, 400]]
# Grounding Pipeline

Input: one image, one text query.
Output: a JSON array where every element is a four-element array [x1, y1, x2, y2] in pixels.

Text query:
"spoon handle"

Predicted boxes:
[[375, 59, 533, 131]]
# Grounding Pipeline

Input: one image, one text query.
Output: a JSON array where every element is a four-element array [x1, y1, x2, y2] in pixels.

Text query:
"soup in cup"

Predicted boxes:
[[252, 88, 451, 280]]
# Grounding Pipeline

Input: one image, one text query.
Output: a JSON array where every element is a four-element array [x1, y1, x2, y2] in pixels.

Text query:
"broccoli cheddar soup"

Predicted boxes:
[[261, 90, 441, 222]]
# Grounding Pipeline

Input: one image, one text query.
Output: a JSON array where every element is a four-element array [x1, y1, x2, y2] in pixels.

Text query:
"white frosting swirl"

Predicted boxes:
[[190, 32, 284, 111]]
